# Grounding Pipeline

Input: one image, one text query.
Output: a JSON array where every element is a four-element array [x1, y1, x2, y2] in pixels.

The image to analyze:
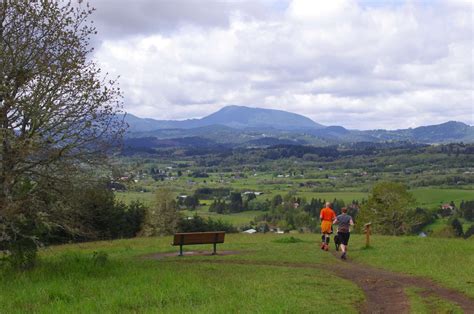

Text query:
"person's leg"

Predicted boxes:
[[340, 244, 346, 253], [344, 233, 350, 257], [338, 233, 347, 259]]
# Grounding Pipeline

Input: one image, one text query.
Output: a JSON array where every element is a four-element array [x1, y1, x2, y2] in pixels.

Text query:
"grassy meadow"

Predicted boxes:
[[349, 235, 474, 298], [1, 233, 473, 313]]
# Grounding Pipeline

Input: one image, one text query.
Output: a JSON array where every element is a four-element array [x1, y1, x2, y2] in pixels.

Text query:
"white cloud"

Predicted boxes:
[[93, 0, 473, 129]]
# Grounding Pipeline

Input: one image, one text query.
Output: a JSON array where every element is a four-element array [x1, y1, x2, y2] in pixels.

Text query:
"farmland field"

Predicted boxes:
[[116, 187, 474, 227], [410, 188, 474, 208]]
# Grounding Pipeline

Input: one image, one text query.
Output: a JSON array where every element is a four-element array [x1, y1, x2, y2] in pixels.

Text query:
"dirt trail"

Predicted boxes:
[[152, 251, 474, 313], [326, 252, 474, 313]]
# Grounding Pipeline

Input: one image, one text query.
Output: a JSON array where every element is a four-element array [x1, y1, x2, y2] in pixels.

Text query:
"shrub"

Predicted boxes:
[[177, 215, 237, 233], [464, 225, 474, 239], [450, 218, 464, 237]]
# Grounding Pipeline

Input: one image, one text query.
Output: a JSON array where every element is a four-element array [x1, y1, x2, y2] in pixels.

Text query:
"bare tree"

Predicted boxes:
[[0, 1, 125, 267]]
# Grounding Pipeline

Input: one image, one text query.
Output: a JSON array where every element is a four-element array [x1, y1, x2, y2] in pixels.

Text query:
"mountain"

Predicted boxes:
[[122, 106, 473, 148], [196, 105, 323, 130], [365, 121, 474, 143], [123, 105, 324, 132]]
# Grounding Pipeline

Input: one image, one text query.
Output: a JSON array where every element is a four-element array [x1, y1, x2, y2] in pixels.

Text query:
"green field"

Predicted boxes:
[[182, 209, 262, 226], [411, 188, 473, 208], [116, 187, 474, 228], [118, 188, 473, 208], [1, 234, 472, 313]]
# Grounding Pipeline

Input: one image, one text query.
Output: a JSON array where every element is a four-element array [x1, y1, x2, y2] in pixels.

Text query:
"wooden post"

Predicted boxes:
[[364, 223, 372, 248]]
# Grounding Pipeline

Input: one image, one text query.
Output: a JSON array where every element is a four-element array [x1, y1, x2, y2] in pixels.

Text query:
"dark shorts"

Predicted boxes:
[[337, 232, 350, 245]]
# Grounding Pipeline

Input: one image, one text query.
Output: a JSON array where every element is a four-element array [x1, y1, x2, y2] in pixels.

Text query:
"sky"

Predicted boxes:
[[91, 0, 473, 130]]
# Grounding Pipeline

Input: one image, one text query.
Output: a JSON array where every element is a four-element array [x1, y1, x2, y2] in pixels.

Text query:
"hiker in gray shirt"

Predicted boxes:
[[333, 207, 354, 260]]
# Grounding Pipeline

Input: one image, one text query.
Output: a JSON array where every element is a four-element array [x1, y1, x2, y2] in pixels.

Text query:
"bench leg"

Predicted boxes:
[[212, 243, 217, 255], [179, 245, 183, 256]]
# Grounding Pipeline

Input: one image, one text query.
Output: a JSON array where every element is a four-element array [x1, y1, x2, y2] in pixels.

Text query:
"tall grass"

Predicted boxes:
[[1, 233, 471, 313], [0, 234, 362, 313]]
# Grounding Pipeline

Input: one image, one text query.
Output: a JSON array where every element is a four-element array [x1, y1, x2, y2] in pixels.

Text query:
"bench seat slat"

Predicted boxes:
[[172, 231, 225, 246]]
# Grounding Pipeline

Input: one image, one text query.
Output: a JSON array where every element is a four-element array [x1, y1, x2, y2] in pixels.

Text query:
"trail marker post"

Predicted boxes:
[[364, 223, 372, 248]]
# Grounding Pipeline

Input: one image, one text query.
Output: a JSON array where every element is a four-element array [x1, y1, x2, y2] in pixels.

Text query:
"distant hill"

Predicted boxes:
[[364, 121, 474, 143], [122, 106, 473, 148], [197, 105, 323, 130], [123, 105, 324, 132]]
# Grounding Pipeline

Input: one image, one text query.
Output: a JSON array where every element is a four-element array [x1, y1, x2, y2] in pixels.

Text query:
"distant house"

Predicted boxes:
[[243, 191, 264, 196], [441, 204, 454, 211], [268, 225, 284, 234], [242, 228, 257, 234]]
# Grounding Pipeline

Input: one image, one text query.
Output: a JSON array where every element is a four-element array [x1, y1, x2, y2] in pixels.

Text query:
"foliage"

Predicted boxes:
[[449, 218, 464, 237], [358, 182, 417, 235], [194, 187, 230, 200], [190, 171, 209, 178], [45, 183, 146, 243], [228, 192, 243, 213], [176, 215, 237, 233], [0, 1, 124, 267], [464, 225, 474, 239], [408, 207, 436, 234], [209, 198, 227, 214], [177, 195, 199, 210], [141, 188, 179, 236], [459, 200, 474, 221], [246, 198, 271, 211]]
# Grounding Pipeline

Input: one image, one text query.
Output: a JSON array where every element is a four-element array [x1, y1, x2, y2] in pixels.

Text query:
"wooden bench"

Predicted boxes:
[[172, 231, 225, 256]]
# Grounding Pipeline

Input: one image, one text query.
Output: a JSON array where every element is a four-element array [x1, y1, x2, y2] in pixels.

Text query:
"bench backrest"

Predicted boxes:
[[173, 231, 225, 246]]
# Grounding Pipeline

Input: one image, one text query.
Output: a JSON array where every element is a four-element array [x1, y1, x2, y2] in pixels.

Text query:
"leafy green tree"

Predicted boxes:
[[0, 1, 125, 267], [141, 188, 179, 236], [209, 198, 227, 214], [332, 198, 346, 215], [271, 194, 283, 208], [460, 200, 474, 221], [228, 192, 243, 213], [358, 182, 416, 235], [247, 198, 270, 211], [450, 218, 464, 237], [184, 195, 199, 210]]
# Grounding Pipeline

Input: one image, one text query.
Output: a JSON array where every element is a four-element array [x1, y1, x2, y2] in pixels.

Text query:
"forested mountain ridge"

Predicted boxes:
[[123, 105, 324, 132], [122, 106, 473, 147]]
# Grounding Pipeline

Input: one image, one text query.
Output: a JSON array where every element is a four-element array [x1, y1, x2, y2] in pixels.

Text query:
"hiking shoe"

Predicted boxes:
[[341, 252, 346, 260], [324, 245, 329, 251], [320, 243, 325, 250]]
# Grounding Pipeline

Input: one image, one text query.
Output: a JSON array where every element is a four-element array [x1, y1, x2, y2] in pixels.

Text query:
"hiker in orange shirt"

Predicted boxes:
[[320, 202, 336, 251]]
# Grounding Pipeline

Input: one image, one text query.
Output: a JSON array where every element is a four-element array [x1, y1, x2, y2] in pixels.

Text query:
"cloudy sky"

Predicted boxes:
[[91, 0, 473, 130]]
